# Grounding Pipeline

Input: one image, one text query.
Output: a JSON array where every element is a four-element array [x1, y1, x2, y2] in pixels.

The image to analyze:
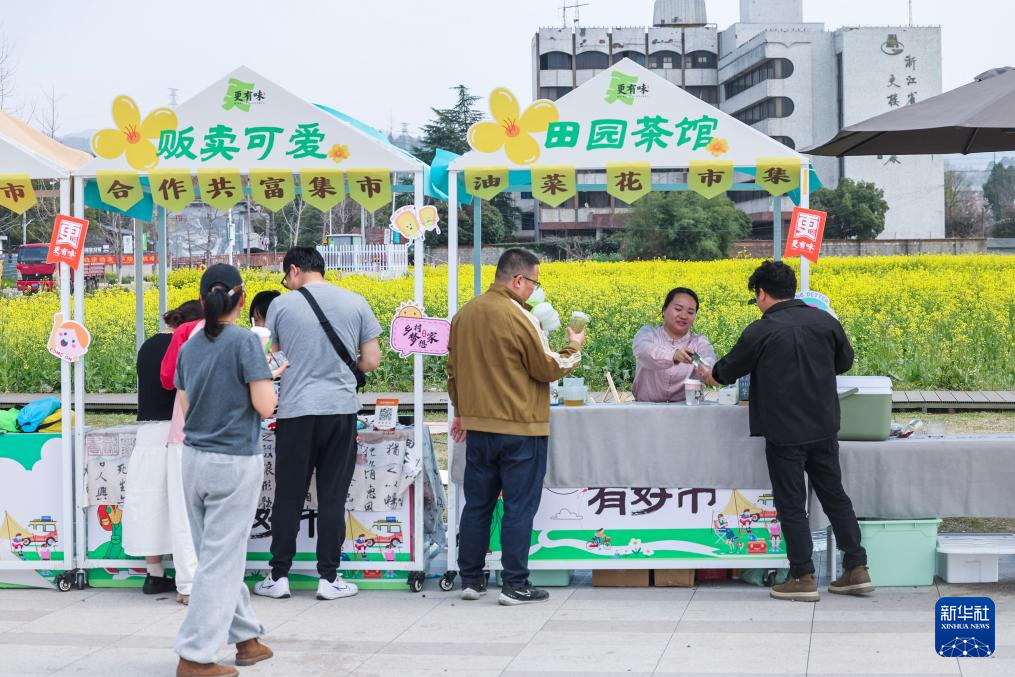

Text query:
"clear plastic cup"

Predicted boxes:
[[569, 311, 590, 333], [684, 378, 703, 406]]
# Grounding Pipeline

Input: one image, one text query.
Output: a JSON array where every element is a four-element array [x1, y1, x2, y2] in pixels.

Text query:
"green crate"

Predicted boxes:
[[858, 519, 941, 587], [495, 569, 572, 587]]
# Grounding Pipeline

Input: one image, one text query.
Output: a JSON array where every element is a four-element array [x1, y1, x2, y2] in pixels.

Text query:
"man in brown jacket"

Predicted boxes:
[[448, 248, 585, 605]]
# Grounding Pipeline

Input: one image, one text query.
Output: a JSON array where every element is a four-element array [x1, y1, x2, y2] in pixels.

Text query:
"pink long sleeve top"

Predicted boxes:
[[631, 325, 717, 403]]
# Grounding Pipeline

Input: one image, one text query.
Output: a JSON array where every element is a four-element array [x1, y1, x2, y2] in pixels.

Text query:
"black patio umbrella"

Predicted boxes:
[[805, 67, 1015, 156]]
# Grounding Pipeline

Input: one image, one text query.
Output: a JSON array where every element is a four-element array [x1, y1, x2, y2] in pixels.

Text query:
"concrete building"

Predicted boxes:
[[529, 0, 944, 240]]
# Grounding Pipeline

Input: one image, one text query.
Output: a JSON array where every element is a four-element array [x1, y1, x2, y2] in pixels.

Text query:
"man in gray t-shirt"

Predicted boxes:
[[265, 282, 380, 418], [254, 247, 382, 602]]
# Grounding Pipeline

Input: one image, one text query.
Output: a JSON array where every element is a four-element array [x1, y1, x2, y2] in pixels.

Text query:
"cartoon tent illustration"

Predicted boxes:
[[711, 490, 775, 550], [1, 511, 29, 556], [345, 512, 375, 541], [1, 511, 28, 541], [720, 490, 767, 518]]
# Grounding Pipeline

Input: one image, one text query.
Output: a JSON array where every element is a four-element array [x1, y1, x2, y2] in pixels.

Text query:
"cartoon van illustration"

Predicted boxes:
[[366, 516, 403, 547], [27, 516, 58, 547]]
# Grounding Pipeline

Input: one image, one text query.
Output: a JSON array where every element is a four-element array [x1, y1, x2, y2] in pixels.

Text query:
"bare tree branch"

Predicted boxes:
[[35, 85, 61, 138]]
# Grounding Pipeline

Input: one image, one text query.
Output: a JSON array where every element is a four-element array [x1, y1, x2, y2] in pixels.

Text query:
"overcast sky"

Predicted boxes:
[[3, 0, 1010, 139]]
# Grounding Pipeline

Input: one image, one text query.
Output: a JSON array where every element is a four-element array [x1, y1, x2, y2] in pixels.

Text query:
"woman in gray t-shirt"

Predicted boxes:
[[171, 264, 276, 675]]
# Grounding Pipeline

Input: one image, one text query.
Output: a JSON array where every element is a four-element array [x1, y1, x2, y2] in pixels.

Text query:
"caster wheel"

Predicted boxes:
[[56, 575, 72, 592], [75, 571, 87, 590], [407, 572, 424, 593], [439, 572, 456, 591]]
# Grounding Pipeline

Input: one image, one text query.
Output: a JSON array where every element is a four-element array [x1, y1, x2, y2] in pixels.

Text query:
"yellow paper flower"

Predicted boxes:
[[91, 96, 177, 171], [328, 144, 350, 163], [468, 89, 558, 165], [706, 137, 729, 157]]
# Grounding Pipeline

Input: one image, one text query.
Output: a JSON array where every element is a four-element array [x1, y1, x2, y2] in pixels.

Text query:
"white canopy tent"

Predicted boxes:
[[74, 66, 430, 575], [0, 111, 90, 587], [442, 59, 813, 577]]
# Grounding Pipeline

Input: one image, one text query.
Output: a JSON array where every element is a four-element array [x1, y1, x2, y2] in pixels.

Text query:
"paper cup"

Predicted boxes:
[[251, 326, 271, 355]]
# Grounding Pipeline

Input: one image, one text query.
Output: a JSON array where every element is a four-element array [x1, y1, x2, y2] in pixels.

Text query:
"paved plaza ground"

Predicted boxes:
[[1, 558, 1012, 677]]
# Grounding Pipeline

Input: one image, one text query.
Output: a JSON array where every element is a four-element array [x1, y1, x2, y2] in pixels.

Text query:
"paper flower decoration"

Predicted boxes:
[[91, 96, 177, 171], [328, 144, 350, 163], [706, 137, 729, 157], [468, 88, 558, 165]]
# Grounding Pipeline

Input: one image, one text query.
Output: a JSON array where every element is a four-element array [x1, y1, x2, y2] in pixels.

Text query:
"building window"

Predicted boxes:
[[685, 50, 717, 69], [684, 86, 719, 105], [723, 58, 794, 99], [612, 50, 646, 66], [731, 189, 771, 203], [575, 51, 610, 70], [539, 51, 573, 70], [732, 97, 795, 124], [538, 86, 572, 100], [579, 191, 612, 208], [650, 50, 681, 69], [770, 135, 796, 149]]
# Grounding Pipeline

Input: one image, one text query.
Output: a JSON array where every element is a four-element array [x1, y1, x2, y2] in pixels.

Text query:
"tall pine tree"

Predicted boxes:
[[416, 85, 483, 165]]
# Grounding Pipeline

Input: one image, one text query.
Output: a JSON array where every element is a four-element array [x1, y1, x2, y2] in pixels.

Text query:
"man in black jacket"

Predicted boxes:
[[704, 261, 872, 602]]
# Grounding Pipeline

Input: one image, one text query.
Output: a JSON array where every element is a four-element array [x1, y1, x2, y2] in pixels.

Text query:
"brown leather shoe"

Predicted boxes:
[[235, 638, 273, 667], [829, 565, 875, 595], [176, 658, 238, 677], [770, 573, 819, 602]]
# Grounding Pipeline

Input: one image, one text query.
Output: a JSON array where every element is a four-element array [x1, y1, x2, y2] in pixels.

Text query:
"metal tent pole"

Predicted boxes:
[[412, 171, 426, 580], [158, 207, 168, 329], [57, 178, 74, 580], [799, 162, 811, 291], [773, 195, 782, 261], [134, 217, 144, 352], [473, 199, 482, 297], [446, 170, 459, 580], [72, 177, 87, 584]]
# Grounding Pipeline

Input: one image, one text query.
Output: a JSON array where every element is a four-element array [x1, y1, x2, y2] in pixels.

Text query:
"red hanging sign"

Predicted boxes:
[[784, 207, 826, 263], [46, 214, 90, 270]]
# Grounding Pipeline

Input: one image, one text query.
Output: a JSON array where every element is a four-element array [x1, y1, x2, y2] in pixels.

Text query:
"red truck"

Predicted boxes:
[[16, 243, 104, 293]]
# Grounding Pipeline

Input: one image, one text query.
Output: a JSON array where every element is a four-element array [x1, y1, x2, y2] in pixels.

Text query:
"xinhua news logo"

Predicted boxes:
[[936, 597, 995, 658]]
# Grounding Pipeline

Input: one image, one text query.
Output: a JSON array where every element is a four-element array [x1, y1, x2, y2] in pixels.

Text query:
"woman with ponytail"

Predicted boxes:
[[124, 300, 202, 604], [172, 264, 276, 677]]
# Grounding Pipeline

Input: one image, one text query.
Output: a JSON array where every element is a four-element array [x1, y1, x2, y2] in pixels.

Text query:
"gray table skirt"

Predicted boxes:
[[450, 402, 1015, 520]]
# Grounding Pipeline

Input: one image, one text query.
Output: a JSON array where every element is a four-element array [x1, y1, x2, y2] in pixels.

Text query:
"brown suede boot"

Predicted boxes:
[[829, 565, 875, 595], [235, 638, 274, 667], [770, 573, 819, 602], [176, 658, 238, 677]]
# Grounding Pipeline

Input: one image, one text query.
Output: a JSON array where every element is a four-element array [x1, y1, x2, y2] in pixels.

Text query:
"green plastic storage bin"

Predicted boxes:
[[859, 519, 941, 587], [837, 376, 892, 441]]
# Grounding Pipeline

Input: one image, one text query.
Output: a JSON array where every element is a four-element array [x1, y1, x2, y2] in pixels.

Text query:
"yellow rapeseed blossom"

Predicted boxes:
[[1, 255, 1012, 393]]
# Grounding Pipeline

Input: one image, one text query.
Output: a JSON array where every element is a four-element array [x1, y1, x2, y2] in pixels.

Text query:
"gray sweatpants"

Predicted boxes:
[[174, 448, 264, 664]]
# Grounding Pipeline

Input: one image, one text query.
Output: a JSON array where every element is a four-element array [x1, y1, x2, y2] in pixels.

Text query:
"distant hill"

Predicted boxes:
[[59, 130, 96, 155]]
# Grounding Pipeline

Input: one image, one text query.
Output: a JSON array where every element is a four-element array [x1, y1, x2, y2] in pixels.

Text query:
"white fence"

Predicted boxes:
[[317, 244, 410, 276]]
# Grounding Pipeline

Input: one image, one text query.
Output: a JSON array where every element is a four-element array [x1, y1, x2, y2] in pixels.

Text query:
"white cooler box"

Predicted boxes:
[[837, 376, 893, 441], [937, 534, 1015, 584]]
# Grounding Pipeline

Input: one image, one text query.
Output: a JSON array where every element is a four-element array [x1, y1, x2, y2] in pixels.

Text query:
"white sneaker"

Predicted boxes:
[[316, 575, 358, 600], [253, 574, 291, 599]]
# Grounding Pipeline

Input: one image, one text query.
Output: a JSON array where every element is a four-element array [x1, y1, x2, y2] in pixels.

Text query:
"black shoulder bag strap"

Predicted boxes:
[[296, 286, 367, 391]]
